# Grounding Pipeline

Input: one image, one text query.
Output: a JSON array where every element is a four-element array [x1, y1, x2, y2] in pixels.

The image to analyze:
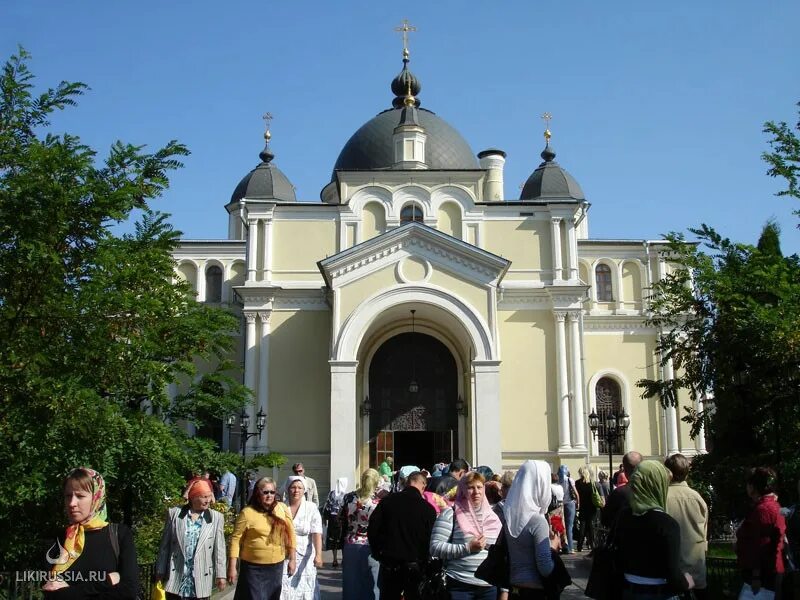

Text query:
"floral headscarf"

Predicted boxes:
[[454, 475, 502, 539], [51, 468, 108, 575]]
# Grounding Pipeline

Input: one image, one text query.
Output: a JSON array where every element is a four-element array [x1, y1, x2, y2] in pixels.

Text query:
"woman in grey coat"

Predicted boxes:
[[155, 478, 227, 599]]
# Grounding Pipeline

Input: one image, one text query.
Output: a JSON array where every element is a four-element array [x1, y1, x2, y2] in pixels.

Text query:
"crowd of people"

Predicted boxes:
[[41, 455, 800, 600]]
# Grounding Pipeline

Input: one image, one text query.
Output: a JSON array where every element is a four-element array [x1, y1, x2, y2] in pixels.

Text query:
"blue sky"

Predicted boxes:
[[3, 1, 799, 253]]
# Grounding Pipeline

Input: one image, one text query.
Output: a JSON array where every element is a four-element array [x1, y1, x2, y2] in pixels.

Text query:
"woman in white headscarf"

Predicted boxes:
[[281, 476, 323, 600], [503, 460, 561, 598], [321, 477, 348, 567]]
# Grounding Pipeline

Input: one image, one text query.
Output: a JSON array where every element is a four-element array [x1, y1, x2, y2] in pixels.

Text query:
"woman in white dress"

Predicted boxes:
[[281, 476, 323, 600]]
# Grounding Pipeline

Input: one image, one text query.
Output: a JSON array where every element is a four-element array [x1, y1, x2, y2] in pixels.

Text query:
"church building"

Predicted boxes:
[[173, 44, 705, 491]]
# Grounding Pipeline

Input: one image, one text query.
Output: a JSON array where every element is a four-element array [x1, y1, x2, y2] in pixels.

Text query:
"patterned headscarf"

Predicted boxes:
[[629, 460, 670, 516], [51, 468, 108, 575]]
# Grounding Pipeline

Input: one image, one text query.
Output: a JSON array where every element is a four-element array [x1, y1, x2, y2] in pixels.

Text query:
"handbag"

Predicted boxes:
[[417, 558, 447, 600], [542, 549, 572, 599], [585, 514, 623, 600], [475, 526, 510, 589], [591, 483, 605, 508]]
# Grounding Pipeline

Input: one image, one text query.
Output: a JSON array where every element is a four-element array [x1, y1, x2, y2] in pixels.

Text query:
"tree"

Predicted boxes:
[[0, 49, 249, 566], [763, 101, 800, 211]]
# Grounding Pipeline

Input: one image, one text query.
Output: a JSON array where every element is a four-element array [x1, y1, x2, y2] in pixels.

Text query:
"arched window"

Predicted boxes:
[[400, 203, 424, 224], [206, 266, 223, 303], [596, 377, 624, 455], [595, 264, 614, 302]]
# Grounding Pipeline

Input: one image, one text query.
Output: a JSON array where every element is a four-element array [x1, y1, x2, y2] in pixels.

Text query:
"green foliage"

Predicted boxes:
[[0, 49, 249, 568], [248, 452, 288, 470], [637, 100, 800, 515], [762, 101, 800, 209]]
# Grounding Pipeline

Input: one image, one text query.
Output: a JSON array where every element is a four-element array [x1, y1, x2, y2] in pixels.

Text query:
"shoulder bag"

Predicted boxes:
[[475, 524, 510, 589], [584, 512, 624, 600]]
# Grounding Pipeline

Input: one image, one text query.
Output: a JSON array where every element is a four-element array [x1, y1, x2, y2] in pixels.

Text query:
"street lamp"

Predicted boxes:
[[227, 407, 266, 509], [588, 407, 630, 477]]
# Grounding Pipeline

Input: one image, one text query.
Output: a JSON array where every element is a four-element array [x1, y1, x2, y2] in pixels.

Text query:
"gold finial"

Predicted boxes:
[[394, 19, 417, 59], [404, 78, 415, 107], [541, 112, 552, 143], [262, 112, 273, 142]]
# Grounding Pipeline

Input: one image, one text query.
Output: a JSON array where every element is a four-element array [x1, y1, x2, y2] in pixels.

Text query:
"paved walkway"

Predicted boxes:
[[215, 549, 593, 599]]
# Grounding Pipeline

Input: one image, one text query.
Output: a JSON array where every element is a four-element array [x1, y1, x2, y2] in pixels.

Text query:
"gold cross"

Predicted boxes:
[[541, 112, 552, 142], [262, 112, 273, 141], [394, 19, 417, 56]]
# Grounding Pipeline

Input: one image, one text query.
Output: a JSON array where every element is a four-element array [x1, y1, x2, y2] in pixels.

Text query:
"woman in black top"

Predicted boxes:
[[575, 466, 597, 553], [43, 468, 138, 600], [615, 460, 693, 599]]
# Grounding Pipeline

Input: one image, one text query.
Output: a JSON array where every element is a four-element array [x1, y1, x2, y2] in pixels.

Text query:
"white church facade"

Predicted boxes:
[[173, 50, 705, 491]]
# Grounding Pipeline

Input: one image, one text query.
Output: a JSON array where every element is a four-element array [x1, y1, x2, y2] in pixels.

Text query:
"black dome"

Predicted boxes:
[[519, 144, 585, 202], [231, 147, 297, 203], [332, 108, 478, 179]]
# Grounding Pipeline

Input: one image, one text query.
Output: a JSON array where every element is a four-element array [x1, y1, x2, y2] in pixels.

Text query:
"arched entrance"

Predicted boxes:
[[368, 332, 458, 470]]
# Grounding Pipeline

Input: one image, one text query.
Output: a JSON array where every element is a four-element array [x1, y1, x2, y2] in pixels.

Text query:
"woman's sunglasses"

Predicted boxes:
[[260, 489, 277, 495]]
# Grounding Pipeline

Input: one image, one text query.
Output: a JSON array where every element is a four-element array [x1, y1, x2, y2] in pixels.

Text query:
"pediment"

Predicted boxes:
[[318, 222, 509, 289]]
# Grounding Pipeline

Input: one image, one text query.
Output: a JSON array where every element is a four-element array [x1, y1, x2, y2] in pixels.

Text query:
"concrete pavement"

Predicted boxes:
[[215, 548, 594, 598]]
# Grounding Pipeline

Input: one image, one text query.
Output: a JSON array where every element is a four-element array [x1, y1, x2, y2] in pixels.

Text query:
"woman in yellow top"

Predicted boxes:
[[228, 477, 297, 600]]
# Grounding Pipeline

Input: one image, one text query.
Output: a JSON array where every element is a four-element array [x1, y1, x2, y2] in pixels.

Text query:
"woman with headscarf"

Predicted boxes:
[[735, 467, 786, 599], [228, 477, 296, 600], [321, 477, 348, 568], [340, 468, 382, 600], [557, 466, 579, 554], [43, 467, 138, 600], [615, 460, 693, 598], [281, 477, 322, 599], [155, 477, 227, 600], [430, 471, 503, 599], [503, 460, 561, 598]]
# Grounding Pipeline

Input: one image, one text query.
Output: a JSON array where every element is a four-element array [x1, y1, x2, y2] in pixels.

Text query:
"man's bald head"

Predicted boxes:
[[623, 451, 643, 477]]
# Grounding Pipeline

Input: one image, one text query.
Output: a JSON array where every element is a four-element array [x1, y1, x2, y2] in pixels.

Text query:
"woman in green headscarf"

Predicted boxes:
[[615, 460, 694, 599]]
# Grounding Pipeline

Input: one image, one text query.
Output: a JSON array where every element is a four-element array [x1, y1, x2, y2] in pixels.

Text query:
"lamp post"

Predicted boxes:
[[587, 408, 630, 477], [227, 407, 266, 509]]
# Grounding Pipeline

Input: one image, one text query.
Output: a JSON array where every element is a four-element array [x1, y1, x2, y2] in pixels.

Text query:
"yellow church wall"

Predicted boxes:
[[484, 220, 550, 282], [437, 202, 463, 239], [583, 333, 661, 456], [337, 262, 491, 327], [362, 202, 386, 241], [266, 310, 332, 453], [338, 265, 399, 318], [272, 220, 337, 279], [497, 310, 557, 452]]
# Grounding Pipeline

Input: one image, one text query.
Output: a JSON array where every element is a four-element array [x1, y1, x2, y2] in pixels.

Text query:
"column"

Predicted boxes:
[[555, 311, 571, 450], [696, 395, 707, 453], [472, 361, 502, 469], [256, 311, 271, 453], [565, 218, 579, 282], [550, 218, 563, 282], [196, 260, 206, 302], [330, 361, 359, 489], [246, 218, 259, 281], [567, 312, 586, 449], [662, 357, 680, 455], [243, 312, 258, 455]]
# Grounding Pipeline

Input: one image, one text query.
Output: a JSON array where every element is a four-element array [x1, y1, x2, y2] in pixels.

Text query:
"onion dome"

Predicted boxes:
[[519, 128, 585, 201], [231, 126, 296, 203], [331, 54, 477, 178]]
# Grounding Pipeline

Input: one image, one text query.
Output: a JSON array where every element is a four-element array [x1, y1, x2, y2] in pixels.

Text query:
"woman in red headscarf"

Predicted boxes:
[[43, 467, 138, 600], [430, 471, 504, 599], [155, 477, 227, 600]]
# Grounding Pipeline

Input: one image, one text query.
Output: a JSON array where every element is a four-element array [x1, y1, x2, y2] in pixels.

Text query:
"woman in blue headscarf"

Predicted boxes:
[[557, 466, 579, 554]]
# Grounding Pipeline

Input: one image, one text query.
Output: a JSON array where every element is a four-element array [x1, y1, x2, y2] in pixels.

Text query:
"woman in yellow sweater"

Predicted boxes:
[[228, 477, 297, 600]]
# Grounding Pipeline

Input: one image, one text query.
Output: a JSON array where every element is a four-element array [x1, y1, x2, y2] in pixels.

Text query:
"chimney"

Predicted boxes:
[[478, 149, 506, 201]]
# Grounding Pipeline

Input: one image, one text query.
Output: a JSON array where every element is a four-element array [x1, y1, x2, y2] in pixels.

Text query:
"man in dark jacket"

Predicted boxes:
[[368, 471, 436, 600], [601, 450, 642, 527], [427, 458, 468, 496]]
